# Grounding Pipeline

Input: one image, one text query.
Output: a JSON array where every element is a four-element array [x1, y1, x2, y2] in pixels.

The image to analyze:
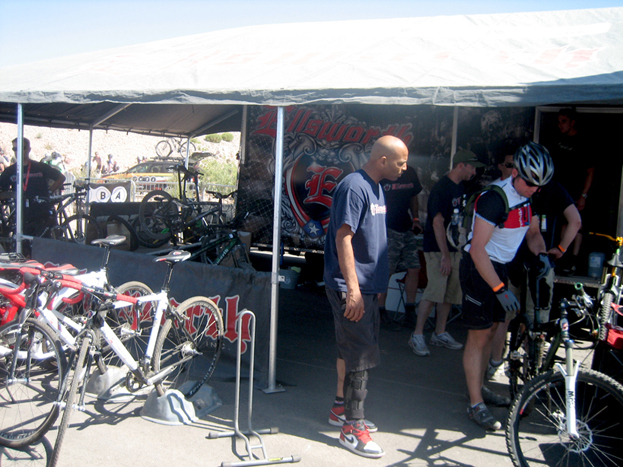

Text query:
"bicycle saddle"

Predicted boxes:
[[92, 235, 127, 247], [155, 249, 191, 263]]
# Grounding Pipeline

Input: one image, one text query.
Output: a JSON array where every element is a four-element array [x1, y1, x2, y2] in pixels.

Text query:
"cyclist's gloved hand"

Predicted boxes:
[[495, 285, 520, 313], [534, 253, 552, 279]]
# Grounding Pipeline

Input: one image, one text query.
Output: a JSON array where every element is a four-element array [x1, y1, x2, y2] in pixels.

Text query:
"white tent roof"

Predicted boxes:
[[1, 7, 622, 136]]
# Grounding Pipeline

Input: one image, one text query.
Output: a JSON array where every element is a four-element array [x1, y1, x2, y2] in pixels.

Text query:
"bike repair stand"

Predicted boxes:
[[208, 310, 300, 467]]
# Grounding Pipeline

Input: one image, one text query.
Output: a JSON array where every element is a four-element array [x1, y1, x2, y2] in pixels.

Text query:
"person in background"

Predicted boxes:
[[407, 149, 484, 357], [378, 164, 423, 330], [103, 153, 119, 174], [0, 137, 65, 240], [92, 151, 103, 176], [324, 135, 408, 458], [550, 108, 593, 275]]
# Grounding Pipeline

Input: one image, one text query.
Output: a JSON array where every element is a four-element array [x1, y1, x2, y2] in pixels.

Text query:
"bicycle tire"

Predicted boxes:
[[0, 318, 66, 449], [507, 316, 531, 401], [0, 435, 53, 466], [152, 297, 223, 397], [155, 140, 172, 158], [105, 215, 139, 251], [179, 141, 197, 157], [598, 291, 614, 341], [506, 368, 623, 467], [101, 281, 154, 368], [138, 190, 178, 241], [58, 214, 103, 244], [131, 216, 169, 249], [49, 336, 90, 467]]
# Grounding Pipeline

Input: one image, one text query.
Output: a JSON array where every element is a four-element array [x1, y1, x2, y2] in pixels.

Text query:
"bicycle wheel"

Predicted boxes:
[[138, 190, 178, 241], [598, 291, 614, 341], [100, 281, 154, 368], [507, 317, 532, 401], [0, 319, 66, 448], [58, 214, 103, 244], [131, 216, 169, 249], [49, 336, 90, 467], [152, 297, 223, 397], [506, 368, 623, 467], [155, 140, 172, 158], [0, 435, 52, 466], [179, 141, 197, 156]]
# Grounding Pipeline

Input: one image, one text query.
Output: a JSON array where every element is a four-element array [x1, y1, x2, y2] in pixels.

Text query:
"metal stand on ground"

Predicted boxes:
[[208, 310, 300, 467]]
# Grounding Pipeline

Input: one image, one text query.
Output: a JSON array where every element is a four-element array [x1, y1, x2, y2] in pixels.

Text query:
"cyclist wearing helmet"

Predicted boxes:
[[460, 142, 552, 432]]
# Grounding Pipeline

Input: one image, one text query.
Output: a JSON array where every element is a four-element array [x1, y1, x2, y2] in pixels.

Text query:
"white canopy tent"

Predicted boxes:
[[1, 7, 623, 391]]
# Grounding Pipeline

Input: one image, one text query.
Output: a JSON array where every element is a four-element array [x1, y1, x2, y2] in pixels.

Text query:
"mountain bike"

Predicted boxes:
[[505, 292, 623, 467], [506, 280, 597, 401], [138, 163, 233, 244], [155, 137, 197, 159]]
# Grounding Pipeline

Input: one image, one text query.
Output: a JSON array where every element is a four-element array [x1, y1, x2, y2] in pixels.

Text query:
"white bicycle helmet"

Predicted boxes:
[[514, 142, 554, 187]]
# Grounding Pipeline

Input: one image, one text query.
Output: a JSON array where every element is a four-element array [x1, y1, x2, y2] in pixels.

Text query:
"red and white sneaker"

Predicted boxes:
[[329, 405, 377, 432], [339, 420, 385, 458]]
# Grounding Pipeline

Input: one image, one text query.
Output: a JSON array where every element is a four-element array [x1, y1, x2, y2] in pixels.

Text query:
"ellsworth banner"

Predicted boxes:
[[237, 104, 535, 251]]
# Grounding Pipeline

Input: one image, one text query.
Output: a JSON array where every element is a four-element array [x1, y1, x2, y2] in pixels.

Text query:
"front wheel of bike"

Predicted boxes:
[[49, 336, 90, 467], [152, 297, 223, 397], [0, 319, 66, 449], [506, 368, 623, 467], [57, 214, 103, 244], [139, 190, 178, 241]]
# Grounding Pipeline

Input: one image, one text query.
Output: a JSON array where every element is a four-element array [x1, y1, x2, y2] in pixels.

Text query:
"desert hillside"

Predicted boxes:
[[0, 123, 240, 174]]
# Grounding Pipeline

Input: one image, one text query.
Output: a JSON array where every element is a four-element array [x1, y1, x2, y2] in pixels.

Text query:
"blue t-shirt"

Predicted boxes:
[[323, 170, 389, 294]]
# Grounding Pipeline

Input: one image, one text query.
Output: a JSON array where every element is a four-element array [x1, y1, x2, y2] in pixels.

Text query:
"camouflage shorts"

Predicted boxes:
[[387, 228, 421, 275]]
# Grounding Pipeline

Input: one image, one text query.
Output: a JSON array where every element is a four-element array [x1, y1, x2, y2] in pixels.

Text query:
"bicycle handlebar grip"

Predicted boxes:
[[115, 293, 138, 304], [0, 280, 27, 295]]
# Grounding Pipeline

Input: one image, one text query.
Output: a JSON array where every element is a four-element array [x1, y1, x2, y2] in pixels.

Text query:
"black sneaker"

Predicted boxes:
[[467, 402, 502, 431], [481, 386, 511, 407]]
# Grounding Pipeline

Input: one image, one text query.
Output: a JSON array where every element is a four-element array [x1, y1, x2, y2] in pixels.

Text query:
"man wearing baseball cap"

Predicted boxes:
[[408, 149, 484, 356]]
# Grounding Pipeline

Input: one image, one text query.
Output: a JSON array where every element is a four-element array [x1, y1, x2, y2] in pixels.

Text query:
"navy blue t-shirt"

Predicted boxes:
[[324, 170, 389, 294], [381, 166, 422, 232]]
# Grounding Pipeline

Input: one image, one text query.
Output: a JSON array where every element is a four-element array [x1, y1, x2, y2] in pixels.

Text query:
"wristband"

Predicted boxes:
[[492, 282, 505, 293], [557, 244, 566, 254]]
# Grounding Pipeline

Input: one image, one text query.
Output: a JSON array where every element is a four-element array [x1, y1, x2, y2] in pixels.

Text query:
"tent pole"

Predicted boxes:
[[15, 104, 24, 254], [264, 106, 285, 394], [450, 106, 458, 169]]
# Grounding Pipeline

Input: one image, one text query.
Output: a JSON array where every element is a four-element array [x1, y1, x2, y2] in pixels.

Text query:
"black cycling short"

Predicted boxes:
[[460, 253, 508, 330]]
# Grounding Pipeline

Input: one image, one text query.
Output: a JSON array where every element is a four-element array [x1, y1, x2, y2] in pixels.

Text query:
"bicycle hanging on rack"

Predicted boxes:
[[155, 137, 197, 159]]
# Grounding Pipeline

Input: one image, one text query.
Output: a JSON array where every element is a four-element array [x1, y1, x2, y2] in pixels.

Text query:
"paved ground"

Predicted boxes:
[[1, 275, 599, 467]]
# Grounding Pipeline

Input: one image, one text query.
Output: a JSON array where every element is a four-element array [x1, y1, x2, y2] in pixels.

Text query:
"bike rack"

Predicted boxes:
[[208, 310, 300, 467]]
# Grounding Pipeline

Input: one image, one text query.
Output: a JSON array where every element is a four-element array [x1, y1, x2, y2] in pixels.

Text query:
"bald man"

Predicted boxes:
[[324, 135, 408, 458]]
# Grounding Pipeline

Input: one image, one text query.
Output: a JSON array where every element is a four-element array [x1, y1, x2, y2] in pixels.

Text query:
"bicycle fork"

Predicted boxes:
[[554, 319, 580, 439]]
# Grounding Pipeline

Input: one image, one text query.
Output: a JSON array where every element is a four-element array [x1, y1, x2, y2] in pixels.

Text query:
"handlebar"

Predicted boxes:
[[205, 190, 237, 200], [589, 232, 623, 247]]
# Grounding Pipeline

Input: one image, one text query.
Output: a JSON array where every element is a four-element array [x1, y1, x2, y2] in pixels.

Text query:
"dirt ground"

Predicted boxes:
[[0, 123, 240, 174]]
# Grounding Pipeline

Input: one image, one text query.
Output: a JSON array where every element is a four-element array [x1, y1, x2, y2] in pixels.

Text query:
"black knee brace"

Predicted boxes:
[[344, 369, 368, 421]]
